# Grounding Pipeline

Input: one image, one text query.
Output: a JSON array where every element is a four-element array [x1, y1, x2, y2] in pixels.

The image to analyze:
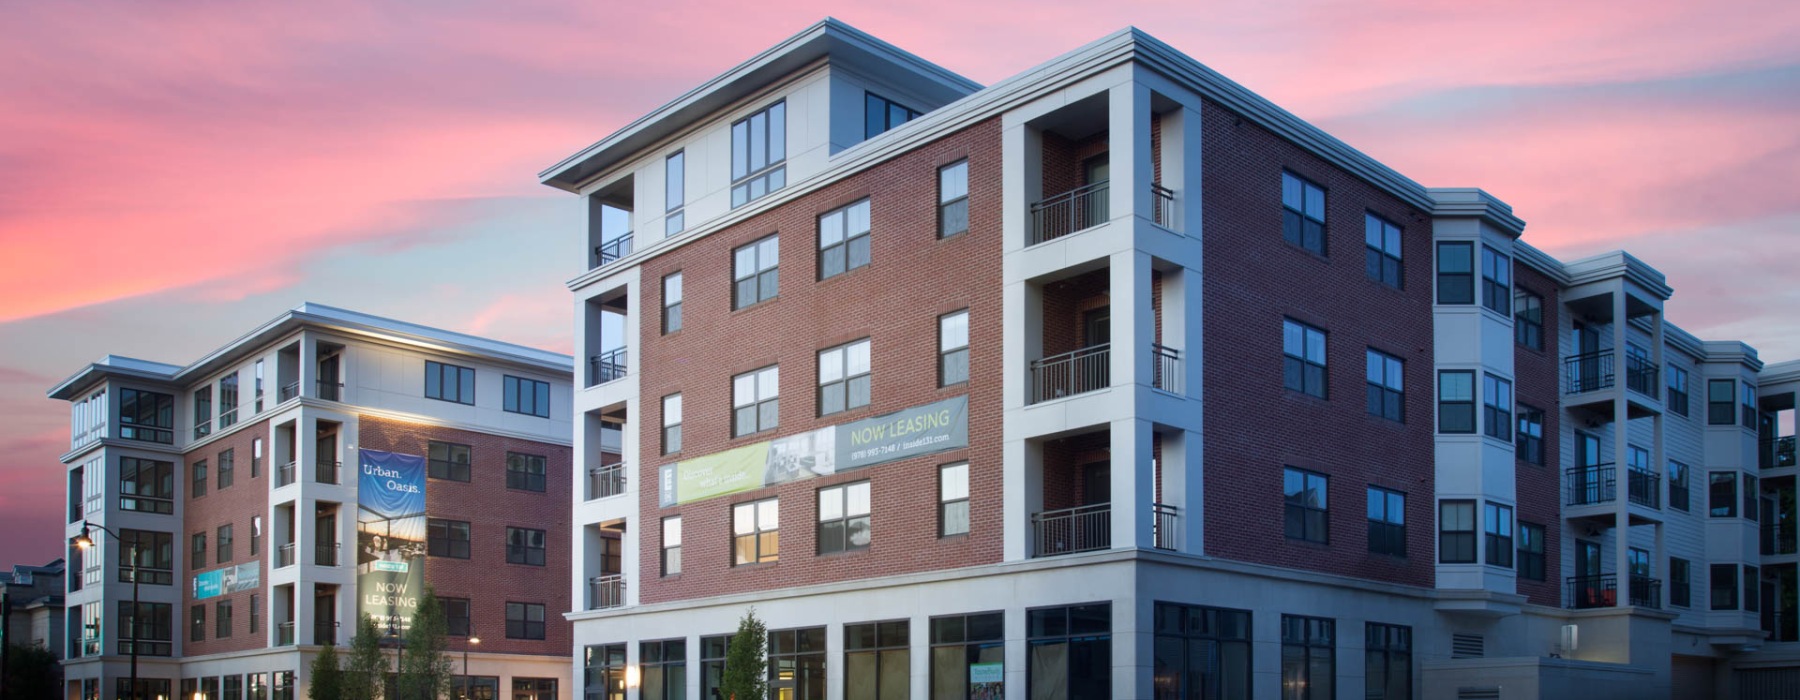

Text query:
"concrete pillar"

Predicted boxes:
[[1613, 290, 1631, 607], [1111, 418, 1155, 550], [1160, 429, 1205, 554], [1107, 81, 1153, 225], [1004, 438, 1042, 562], [1111, 250, 1154, 389], [1002, 123, 1043, 253]]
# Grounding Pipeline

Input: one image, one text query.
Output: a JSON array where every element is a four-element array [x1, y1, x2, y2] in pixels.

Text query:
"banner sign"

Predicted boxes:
[[192, 561, 261, 600], [660, 395, 968, 507], [356, 448, 427, 638]]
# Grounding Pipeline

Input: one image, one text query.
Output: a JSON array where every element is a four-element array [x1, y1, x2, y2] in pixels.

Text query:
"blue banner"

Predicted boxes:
[[356, 449, 427, 637]]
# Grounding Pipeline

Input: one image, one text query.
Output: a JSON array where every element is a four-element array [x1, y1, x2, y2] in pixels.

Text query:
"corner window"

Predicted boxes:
[[1436, 242, 1474, 304], [1438, 500, 1476, 563], [1708, 379, 1735, 425], [817, 481, 871, 554], [427, 441, 472, 482], [732, 498, 779, 565], [819, 199, 872, 280], [1366, 486, 1405, 556], [733, 366, 780, 436], [1364, 213, 1402, 288], [865, 92, 920, 138], [1281, 172, 1326, 254], [1283, 467, 1328, 544], [1514, 289, 1543, 349], [503, 375, 551, 418], [425, 361, 475, 405], [1483, 374, 1512, 440], [1516, 405, 1544, 465], [1365, 349, 1403, 422], [733, 235, 780, 309], [662, 272, 683, 334], [1481, 246, 1511, 314], [730, 101, 786, 208], [818, 339, 872, 416], [1283, 319, 1327, 398], [939, 462, 970, 537], [661, 516, 681, 577], [665, 151, 686, 236], [662, 393, 683, 455], [118, 388, 175, 444], [1437, 371, 1476, 434], [938, 160, 970, 238], [119, 457, 175, 514], [1483, 502, 1513, 568], [939, 310, 970, 387]]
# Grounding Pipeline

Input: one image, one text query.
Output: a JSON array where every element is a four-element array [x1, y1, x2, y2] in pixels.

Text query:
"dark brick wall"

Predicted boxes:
[[182, 418, 270, 656], [1514, 263, 1564, 605]]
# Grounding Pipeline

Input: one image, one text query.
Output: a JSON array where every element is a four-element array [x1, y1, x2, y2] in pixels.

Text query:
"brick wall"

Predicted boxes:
[[1514, 264, 1564, 606], [183, 419, 271, 656]]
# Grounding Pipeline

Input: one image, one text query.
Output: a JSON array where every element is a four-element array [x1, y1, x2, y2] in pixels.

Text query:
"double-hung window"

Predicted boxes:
[[1708, 379, 1735, 425], [661, 516, 681, 576], [1281, 171, 1326, 254], [1666, 366, 1689, 416], [732, 366, 779, 437], [442, 598, 470, 637], [817, 481, 871, 554], [1436, 242, 1474, 304], [662, 394, 682, 455], [732, 498, 778, 565], [1439, 500, 1476, 563], [1518, 522, 1545, 581], [1364, 213, 1402, 287], [818, 339, 871, 416], [730, 101, 786, 208], [425, 361, 475, 405], [662, 272, 682, 334], [819, 199, 872, 279], [1483, 374, 1512, 440], [1484, 502, 1513, 568], [1711, 564, 1738, 610], [1671, 558, 1691, 607], [665, 151, 685, 236], [506, 602, 546, 640], [938, 160, 969, 238], [1709, 472, 1738, 518], [1365, 349, 1403, 422], [1514, 290, 1543, 349], [1283, 467, 1328, 544], [216, 449, 234, 490], [1742, 383, 1759, 430], [191, 460, 207, 499], [1366, 487, 1405, 556], [1438, 371, 1476, 434], [503, 375, 550, 418], [939, 310, 970, 386], [216, 524, 233, 564], [733, 235, 780, 309], [1283, 319, 1327, 398], [1516, 404, 1545, 464], [1481, 246, 1511, 314], [1669, 461, 1691, 511], [939, 462, 970, 537]]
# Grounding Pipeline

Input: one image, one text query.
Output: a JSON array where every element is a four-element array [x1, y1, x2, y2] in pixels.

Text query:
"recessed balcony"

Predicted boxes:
[[1030, 344, 1109, 404], [587, 462, 626, 501], [1567, 573, 1661, 609]]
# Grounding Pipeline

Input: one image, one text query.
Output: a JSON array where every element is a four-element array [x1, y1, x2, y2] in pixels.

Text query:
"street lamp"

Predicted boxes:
[[72, 521, 140, 700], [462, 635, 480, 699]]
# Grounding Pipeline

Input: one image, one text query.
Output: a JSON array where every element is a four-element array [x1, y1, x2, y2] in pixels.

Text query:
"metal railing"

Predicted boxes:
[[1624, 356, 1660, 397], [590, 574, 626, 610], [1032, 503, 1111, 557], [316, 380, 343, 402], [1563, 351, 1615, 394], [1762, 436, 1797, 469], [277, 621, 295, 646], [1766, 611, 1799, 643], [1567, 574, 1618, 609], [317, 460, 340, 485], [588, 462, 626, 500], [277, 542, 296, 568], [590, 348, 628, 386], [1150, 183, 1176, 229], [277, 461, 296, 487], [279, 381, 299, 402], [594, 233, 634, 268], [1565, 463, 1616, 506], [1151, 344, 1182, 393], [316, 542, 340, 567], [1029, 181, 1109, 244], [1627, 469, 1661, 509], [1628, 575, 1663, 609], [1763, 520, 1797, 556], [314, 620, 338, 646], [1030, 344, 1110, 404], [1152, 503, 1179, 551]]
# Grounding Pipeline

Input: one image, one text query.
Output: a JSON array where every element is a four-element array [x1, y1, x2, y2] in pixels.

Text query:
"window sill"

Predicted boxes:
[[730, 561, 779, 571]]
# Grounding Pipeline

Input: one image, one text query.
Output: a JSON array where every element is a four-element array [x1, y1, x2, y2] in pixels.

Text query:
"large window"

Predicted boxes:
[[939, 160, 970, 238], [1484, 502, 1514, 568], [1364, 213, 1402, 288], [865, 92, 920, 138], [1284, 468, 1329, 544], [1483, 374, 1512, 440], [734, 235, 781, 309], [1711, 564, 1738, 610], [1518, 522, 1545, 581], [819, 339, 872, 416], [1364, 623, 1411, 700], [1667, 366, 1689, 416], [1281, 171, 1326, 255], [940, 462, 970, 537], [733, 366, 780, 437], [1283, 319, 1327, 398], [428, 519, 471, 559], [733, 498, 779, 565], [503, 375, 550, 418], [1514, 289, 1543, 349], [768, 627, 827, 700], [506, 527, 546, 566], [1709, 472, 1738, 518], [661, 516, 681, 577], [642, 639, 687, 700], [930, 612, 1004, 700], [506, 602, 545, 639], [428, 441, 472, 482], [119, 601, 172, 657], [1027, 603, 1111, 700], [1152, 603, 1252, 700], [425, 361, 476, 405], [1516, 405, 1545, 465], [1367, 487, 1405, 557], [819, 199, 872, 279], [1669, 461, 1691, 511], [1436, 241, 1474, 304], [663, 272, 683, 334], [118, 529, 173, 585], [194, 386, 212, 438], [1708, 379, 1735, 425], [845, 620, 909, 700], [1365, 349, 1404, 422], [442, 598, 471, 637], [940, 310, 970, 387], [662, 393, 683, 455], [1280, 615, 1334, 700], [1439, 500, 1476, 563], [818, 481, 872, 554], [1438, 371, 1475, 434], [505, 452, 547, 492], [1480, 246, 1511, 314], [730, 101, 787, 207], [665, 151, 686, 236], [120, 457, 174, 514], [586, 644, 627, 700], [700, 635, 731, 700], [118, 388, 174, 444]]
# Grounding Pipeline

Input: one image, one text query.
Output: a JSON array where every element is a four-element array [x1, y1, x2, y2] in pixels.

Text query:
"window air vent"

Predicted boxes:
[[1452, 633, 1485, 659]]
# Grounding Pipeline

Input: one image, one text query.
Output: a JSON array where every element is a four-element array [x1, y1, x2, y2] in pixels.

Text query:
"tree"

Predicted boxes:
[[342, 615, 387, 700], [720, 609, 767, 700], [308, 641, 343, 699], [397, 586, 454, 700], [2, 643, 62, 700]]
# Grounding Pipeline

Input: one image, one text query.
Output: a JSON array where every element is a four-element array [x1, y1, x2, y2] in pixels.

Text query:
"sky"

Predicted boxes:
[[2, 0, 1798, 567]]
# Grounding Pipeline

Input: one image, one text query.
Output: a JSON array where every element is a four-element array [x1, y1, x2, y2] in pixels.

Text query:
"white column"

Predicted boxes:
[[1110, 250, 1153, 389], [1110, 418, 1154, 550], [1004, 438, 1042, 562], [1106, 81, 1152, 225], [1002, 123, 1042, 253], [1612, 290, 1631, 606]]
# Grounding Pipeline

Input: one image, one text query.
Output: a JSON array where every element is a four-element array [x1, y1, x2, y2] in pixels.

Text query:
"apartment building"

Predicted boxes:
[[48, 303, 579, 700]]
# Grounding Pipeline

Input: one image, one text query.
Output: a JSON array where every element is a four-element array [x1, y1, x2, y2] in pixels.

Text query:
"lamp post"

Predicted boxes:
[[462, 635, 480, 699], [72, 521, 139, 700]]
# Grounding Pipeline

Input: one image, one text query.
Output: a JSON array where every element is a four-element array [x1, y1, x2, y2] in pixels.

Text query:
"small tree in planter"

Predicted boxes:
[[719, 609, 768, 700]]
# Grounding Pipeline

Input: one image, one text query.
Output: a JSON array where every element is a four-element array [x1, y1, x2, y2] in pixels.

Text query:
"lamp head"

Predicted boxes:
[[71, 524, 95, 550], [470, 636, 480, 645]]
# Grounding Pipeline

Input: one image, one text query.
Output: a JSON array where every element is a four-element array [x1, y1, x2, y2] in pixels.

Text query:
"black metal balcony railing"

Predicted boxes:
[[317, 460, 340, 485], [1152, 502, 1179, 551], [1762, 436, 1797, 469], [277, 461, 296, 487], [589, 463, 626, 501], [1568, 574, 1618, 609], [1563, 351, 1615, 394], [1150, 183, 1176, 229], [594, 233, 634, 268], [315, 620, 338, 646], [279, 381, 300, 402], [1030, 344, 1110, 404], [590, 348, 628, 386], [316, 542, 340, 567], [1032, 503, 1111, 557], [1029, 181, 1109, 245], [1151, 344, 1182, 394], [1763, 520, 1797, 556], [316, 380, 343, 402], [590, 574, 626, 610], [1627, 469, 1661, 509], [1629, 575, 1663, 609], [277, 542, 296, 568], [277, 621, 296, 646], [1565, 464, 1617, 506], [1766, 611, 1799, 643], [1625, 356, 1660, 397]]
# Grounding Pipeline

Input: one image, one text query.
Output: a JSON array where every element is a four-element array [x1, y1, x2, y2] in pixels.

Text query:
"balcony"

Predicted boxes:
[[316, 381, 343, 402], [1151, 344, 1182, 393], [277, 542, 296, 568], [315, 620, 338, 646], [1031, 503, 1110, 557], [589, 574, 626, 610], [1764, 521, 1797, 556], [316, 461, 340, 485], [594, 233, 633, 268], [279, 381, 299, 402], [1565, 464, 1617, 506], [315, 543, 340, 567], [1627, 469, 1661, 509], [588, 462, 626, 501], [1029, 182, 1108, 245], [1628, 575, 1663, 608], [1152, 502, 1179, 551], [1150, 183, 1175, 229], [1563, 351, 1615, 394], [1762, 436, 1797, 469], [277, 621, 295, 646], [1566, 573, 1662, 609], [277, 461, 296, 487], [1624, 356, 1659, 397], [1030, 344, 1109, 404], [1766, 611, 1799, 643], [590, 348, 628, 386]]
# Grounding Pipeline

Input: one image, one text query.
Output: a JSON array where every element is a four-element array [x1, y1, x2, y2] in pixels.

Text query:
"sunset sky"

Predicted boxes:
[[3, 0, 1798, 566]]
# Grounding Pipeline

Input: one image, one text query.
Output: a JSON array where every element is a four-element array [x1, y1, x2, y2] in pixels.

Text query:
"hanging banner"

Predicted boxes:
[[660, 395, 968, 507], [193, 561, 261, 600], [356, 448, 426, 638]]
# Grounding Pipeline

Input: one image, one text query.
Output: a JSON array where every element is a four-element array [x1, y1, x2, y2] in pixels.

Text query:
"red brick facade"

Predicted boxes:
[[182, 418, 271, 657], [1514, 264, 1564, 606]]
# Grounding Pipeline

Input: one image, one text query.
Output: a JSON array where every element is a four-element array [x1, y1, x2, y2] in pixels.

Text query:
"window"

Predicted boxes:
[[217, 373, 239, 429], [251, 515, 262, 556], [442, 598, 470, 637], [1671, 558, 1691, 607], [216, 599, 233, 639], [940, 462, 970, 537], [191, 532, 206, 570], [192, 459, 208, 498], [845, 620, 909, 700], [1367, 487, 1405, 556], [661, 516, 681, 576], [273, 672, 295, 700], [254, 359, 265, 413], [1745, 565, 1760, 613], [662, 272, 683, 334], [1745, 474, 1759, 523], [1518, 522, 1545, 581], [665, 151, 686, 236], [730, 101, 786, 207], [733, 366, 780, 436], [818, 481, 872, 554], [217, 449, 235, 490], [217, 524, 233, 564], [1364, 623, 1411, 700], [506, 602, 546, 639], [503, 375, 551, 418], [428, 441, 472, 482], [1439, 500, 1476, 563], [252, 437, 262, 478], [864, 92, 920, 138], [1484, 502, 1513, 568], [733, 235, 780, 309], [1483, 374, 1512, 440], [118, 529, 173, 585], [1515, 405, 1545, 465], [700, 635, 731, 700], [641, 639, 687, 700], [119, 457, 175, 514], [1481, 246, 1511, 314], [931, 612, 1005, 700], [1709, 472, 1738, 518], [1151, 603, 1251, 700], [1669, 461, 1690, 511], [1667, 366, 1689, 416], [819, 339, 872, 416], [428, 519, 471, 559], [1280, 615, 1334, 700], [119, 679, 172, 700], [506, 527, 546, 566], [662, 394, 683, 454], [1281, 171, 1326, 254], [732, 498, 779, 565], [250, 594, 260, 634], [191, 604, 206, 642], [118, 388, 175, 444], [194, 386, 213, 438], [118, 601, 172, 656], [819, 199, 872, 279], [1283, 467, 1328, 544], [1437, 371, 1476, 434], [587, 645, 629, 700], [1514, 289, 1543, 349], [1027, 604, 1111, 700], [1283, 319, 1327, 398], [1742, 383, 1759, 430], [1436, 241, 1474, 304], [1711, 564, 1738, 610], [1709, 379, 1735, 425], [767, 627, 827, 700], [940, 310, 970, 387], [424, 361, 476, 405], [505, 453, 547, 492], [1365, 349, 1403, 421], [939, 160, 970, 238], [1364, 213, 1402, 288]]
